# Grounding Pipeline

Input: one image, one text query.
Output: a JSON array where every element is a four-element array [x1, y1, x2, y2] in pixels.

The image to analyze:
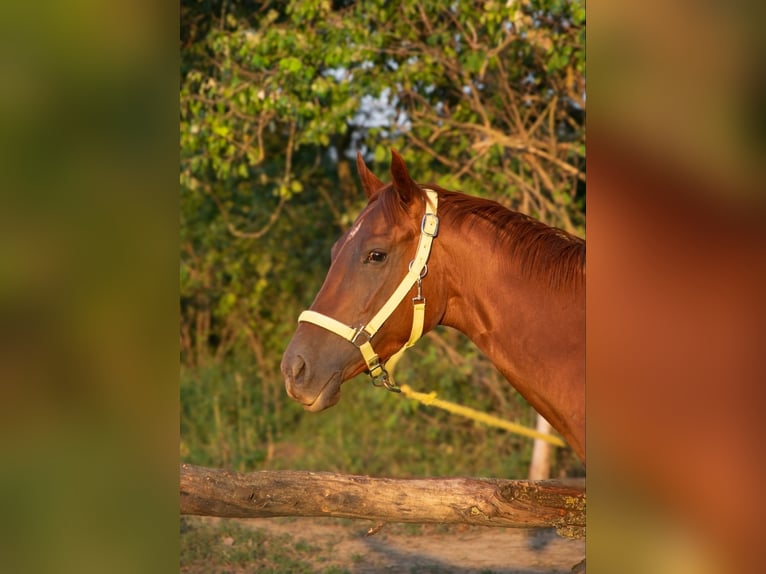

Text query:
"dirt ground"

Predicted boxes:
[[191, 515, 585, 573]]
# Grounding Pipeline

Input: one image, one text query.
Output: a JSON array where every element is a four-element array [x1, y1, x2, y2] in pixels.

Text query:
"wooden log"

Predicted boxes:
[[180, 464, 586, 539]]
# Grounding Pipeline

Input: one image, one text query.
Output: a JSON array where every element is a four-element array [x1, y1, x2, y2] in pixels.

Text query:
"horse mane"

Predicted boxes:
[[372, 184, 585, 291], [443, 190, 585, 290]]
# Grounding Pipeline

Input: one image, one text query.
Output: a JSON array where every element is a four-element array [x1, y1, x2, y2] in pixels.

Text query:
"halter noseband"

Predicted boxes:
[[297, 189, 440, 392]]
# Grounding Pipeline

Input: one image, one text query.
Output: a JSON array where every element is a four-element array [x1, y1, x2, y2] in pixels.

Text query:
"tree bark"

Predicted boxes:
[[180, 464, 585, 539]]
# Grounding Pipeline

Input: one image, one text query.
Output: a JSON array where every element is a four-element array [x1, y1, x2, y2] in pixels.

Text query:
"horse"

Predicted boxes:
[[281, 150, 585, 463]]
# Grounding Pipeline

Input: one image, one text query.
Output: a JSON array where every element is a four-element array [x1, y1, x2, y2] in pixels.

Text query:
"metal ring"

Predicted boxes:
[[351, 326, 373, 348], [408, 260, 428, 279]]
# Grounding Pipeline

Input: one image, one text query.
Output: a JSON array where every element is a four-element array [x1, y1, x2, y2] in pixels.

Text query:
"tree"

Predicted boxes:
[[180, 0, 585, 475], [181, 0, 584, 357]]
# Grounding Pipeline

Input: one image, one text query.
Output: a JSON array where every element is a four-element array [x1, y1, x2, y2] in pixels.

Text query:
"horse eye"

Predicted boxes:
[[365, 250, 387, 264]]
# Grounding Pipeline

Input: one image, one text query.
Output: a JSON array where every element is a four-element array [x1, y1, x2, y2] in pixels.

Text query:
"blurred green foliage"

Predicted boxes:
[[180, 0, 585, 479]]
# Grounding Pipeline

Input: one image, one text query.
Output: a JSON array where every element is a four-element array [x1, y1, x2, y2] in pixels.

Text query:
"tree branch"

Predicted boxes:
[[180, 464, 586, 539]]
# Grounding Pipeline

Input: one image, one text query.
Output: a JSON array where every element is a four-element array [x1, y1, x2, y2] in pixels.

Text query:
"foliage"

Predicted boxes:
[[180, 332, 584, 479], [180, 0, 585, 478]]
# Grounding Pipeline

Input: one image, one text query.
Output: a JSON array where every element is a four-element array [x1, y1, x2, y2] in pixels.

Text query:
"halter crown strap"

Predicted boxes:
[[297, 189, 439, 391]]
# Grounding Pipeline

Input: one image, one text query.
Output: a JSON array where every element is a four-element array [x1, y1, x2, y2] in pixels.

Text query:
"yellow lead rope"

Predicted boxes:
[[398, 384, 566, 447]]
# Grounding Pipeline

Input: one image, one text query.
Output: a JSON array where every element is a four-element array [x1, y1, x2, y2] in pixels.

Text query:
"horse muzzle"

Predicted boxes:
[[281, 347, 344, 411]]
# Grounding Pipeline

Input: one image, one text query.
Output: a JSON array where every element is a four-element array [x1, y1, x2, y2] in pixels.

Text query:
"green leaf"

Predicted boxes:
[[278, 57, 303, 73], [212, 124, 230, 138]]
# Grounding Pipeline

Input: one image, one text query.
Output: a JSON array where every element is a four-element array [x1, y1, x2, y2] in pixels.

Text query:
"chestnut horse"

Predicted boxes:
[[282, 151, 585, 462]]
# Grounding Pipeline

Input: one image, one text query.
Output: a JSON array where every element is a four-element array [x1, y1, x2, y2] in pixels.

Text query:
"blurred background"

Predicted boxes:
[[588, 2, 765, 573]]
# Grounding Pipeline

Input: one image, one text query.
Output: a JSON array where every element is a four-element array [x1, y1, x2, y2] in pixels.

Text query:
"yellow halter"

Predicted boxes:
[[297, 189, 439, 392]]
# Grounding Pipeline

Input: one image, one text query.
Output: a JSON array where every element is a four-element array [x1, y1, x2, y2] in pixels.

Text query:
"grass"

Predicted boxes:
[[180, 517, 521, 574], [180, 344, 584, 572], [180, 517, 351, 574], [180, 340, 584, 479]]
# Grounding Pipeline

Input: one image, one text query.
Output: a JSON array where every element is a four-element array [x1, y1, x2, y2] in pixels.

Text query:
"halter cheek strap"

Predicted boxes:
[[297, 189, 440, 392]]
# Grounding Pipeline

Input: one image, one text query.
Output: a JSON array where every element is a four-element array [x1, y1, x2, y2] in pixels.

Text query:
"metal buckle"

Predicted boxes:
[[369, 361, 400, 392], [351, 326, 373, 348], [412, 274, 425, 304], [421, 213, 440, 237]]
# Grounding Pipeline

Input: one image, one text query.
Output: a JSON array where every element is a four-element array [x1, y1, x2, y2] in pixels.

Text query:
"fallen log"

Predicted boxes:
[[180, 464, 586, 539]]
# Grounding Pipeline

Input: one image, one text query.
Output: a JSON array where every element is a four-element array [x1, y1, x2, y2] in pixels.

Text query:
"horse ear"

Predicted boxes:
[[389, 149, 419, 204], [356, 152, 385, 199]]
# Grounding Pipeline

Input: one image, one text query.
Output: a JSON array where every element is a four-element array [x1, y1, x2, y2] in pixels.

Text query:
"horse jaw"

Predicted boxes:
[[300, 378, 342, 412]]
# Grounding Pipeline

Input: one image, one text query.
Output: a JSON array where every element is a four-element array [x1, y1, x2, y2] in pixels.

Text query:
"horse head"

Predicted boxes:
[[281, 150, 445, 411]]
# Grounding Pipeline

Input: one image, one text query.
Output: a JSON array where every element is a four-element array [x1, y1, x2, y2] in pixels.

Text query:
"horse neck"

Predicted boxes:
[[434, 215, 585, 459]]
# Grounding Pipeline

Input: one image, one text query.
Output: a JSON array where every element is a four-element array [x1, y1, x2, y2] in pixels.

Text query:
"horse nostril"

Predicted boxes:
[[283, 354, 306, 386], [293, 355, 306, 382]]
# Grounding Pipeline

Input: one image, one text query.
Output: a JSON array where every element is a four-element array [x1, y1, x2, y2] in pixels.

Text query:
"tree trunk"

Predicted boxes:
[[180, 464, 585, 539]]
